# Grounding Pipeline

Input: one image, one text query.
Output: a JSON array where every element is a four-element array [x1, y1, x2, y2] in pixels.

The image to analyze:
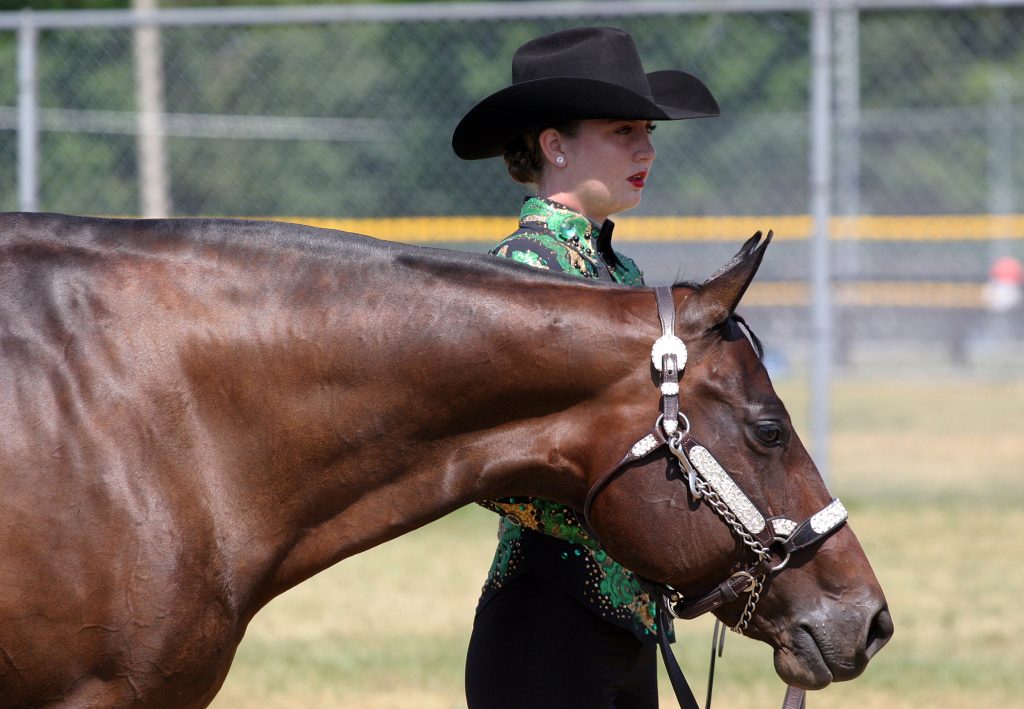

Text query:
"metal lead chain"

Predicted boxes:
[[733, 574, 764, 635], [689, 476, 771, 562]]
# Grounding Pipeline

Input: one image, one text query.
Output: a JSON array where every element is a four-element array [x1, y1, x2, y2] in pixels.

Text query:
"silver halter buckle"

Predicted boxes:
[[651, 334, 687, 372]]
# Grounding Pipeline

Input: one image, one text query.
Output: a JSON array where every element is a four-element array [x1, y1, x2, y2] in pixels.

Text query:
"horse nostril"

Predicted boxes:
[[865, 605, 894, 659]]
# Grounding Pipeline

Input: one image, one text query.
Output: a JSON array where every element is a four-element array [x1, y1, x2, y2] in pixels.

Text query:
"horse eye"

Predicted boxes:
[[754, 422, 783, 446]]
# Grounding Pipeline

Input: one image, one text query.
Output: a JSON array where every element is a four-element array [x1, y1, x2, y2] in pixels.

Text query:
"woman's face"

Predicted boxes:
[[545, 118, 657, 223]]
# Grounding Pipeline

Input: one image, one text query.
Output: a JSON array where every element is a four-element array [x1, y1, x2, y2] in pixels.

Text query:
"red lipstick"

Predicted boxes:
[[627, 171, 648, 188]]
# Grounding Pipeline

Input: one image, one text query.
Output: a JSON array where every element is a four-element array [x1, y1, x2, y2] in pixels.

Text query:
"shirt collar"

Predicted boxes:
[[518, 197, 615, 258]]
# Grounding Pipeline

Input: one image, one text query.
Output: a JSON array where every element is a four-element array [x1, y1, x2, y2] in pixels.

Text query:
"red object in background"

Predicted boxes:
[[989, 256, 1023, 285]]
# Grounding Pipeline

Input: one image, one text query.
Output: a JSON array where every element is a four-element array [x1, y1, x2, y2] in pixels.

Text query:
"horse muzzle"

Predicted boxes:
[[770, 594, 894, 689]]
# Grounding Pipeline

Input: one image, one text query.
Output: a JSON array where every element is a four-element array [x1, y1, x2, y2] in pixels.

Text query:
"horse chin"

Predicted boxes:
[[771, 626, 835, 690]]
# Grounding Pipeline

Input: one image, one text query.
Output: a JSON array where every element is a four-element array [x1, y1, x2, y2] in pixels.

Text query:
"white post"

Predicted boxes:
[[133, 0, 172, 217], [17, 9, 39, 213], [809, 1, 834, 481]]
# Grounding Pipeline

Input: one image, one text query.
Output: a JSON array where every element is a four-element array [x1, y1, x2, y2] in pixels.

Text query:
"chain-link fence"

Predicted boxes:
[[2, 1, 1022, 376]]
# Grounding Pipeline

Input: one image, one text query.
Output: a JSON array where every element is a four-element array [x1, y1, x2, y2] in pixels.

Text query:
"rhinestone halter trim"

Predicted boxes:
[[688, 445, 767, 535], [810, 498, 848, 534], [771, 518, 798, 537], [630, 434, 660, 458]]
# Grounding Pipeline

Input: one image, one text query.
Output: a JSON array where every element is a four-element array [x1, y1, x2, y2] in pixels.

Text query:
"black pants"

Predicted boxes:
[[465, 572, 658, 709]]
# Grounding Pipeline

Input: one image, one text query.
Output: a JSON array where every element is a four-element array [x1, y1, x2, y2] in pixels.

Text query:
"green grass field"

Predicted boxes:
[[210, 377, 1024, 709]]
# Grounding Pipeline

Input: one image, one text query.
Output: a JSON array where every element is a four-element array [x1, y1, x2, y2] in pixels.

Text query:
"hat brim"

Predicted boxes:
[[452, 70, 719, 160]]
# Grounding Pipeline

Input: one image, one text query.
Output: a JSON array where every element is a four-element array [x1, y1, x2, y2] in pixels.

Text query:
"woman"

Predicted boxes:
[[452, 26, 719, 708]]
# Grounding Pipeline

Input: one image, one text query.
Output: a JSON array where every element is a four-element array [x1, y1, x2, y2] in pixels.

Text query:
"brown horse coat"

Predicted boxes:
[[0, 213, 889, 707]]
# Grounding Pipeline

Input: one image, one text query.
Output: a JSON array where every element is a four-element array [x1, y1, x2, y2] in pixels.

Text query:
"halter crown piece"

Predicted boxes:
[[581, 286, 848, 709], [653, 287, 687, 436]]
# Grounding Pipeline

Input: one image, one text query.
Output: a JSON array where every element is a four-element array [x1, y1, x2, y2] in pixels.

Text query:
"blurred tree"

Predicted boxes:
[[0, 1, 127, 9], [1, 4, 1020, 217]]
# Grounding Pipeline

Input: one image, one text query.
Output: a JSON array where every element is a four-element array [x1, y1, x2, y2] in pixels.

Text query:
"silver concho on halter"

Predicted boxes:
[[651, 334, 687, 372]]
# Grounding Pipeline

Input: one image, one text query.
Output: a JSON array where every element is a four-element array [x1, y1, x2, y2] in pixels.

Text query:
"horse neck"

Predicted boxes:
[[175, 237, 661, 597]]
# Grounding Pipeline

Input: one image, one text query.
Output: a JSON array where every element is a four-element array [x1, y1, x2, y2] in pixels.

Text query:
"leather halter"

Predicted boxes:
[[581, 286, 847, 709]]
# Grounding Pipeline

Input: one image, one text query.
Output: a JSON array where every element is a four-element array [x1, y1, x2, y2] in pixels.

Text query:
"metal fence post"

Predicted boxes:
[[17, 9, 39, 213], [835, 4, 860, 222], [810, 1, 834, 481], [988, 69, 1015, 259], [835, 1, 860, 262], [133, 0, 172, 217]]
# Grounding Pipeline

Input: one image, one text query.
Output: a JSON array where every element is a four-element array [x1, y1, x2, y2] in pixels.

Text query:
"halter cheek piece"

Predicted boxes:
[[581, 286, 848, 709]]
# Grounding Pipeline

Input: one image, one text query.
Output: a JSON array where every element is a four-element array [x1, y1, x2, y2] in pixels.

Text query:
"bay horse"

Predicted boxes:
[[0, 212, 891, 708]]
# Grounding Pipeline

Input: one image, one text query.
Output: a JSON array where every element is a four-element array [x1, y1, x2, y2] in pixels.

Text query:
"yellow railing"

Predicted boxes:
[[744, 280, 986, 308], [277, 214, 1024, 243]]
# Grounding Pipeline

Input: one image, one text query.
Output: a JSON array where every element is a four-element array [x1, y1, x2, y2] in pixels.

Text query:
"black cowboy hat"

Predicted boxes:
[[452, 26, 720, 160]]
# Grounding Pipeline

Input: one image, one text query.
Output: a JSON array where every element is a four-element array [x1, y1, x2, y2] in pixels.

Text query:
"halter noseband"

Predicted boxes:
[[581, 286, 847, 709]]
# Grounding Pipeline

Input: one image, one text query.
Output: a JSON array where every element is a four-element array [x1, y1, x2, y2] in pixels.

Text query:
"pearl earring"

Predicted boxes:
[[555, 155, 566, 166]]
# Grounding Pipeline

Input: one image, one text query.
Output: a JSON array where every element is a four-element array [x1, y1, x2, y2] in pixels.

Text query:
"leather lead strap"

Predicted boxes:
[[656, 595, 701, 709], [705, 620, 726, 709], [782, 686, 807, 709]]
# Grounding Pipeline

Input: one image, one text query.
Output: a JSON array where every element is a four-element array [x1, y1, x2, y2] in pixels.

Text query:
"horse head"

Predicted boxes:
[[586, 232, 893, 690]]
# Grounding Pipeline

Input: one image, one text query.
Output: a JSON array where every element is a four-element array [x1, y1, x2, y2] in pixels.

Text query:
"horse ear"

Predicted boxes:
[[690, 230, 773, 327]]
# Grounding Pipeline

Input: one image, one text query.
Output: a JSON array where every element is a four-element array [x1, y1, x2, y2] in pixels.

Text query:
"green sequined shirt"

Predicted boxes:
[[479, 196, 667, 642]]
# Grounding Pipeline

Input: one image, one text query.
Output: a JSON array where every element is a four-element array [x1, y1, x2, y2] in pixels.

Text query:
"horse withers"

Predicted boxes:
[[0, 212, 890, 707]]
